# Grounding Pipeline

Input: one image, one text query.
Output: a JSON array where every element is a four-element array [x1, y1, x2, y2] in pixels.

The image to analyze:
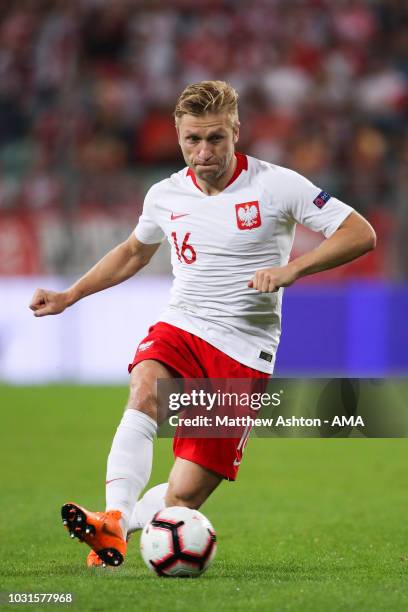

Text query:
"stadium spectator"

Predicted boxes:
[[0, 0, 406, 277]]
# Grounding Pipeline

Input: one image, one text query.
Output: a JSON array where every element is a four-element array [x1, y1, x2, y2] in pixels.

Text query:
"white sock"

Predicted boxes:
[[106, 409, 157, 537], [128, 483, 168, 533]]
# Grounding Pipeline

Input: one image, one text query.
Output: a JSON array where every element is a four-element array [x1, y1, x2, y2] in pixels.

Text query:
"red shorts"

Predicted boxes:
[[128, 322, 269, 480]]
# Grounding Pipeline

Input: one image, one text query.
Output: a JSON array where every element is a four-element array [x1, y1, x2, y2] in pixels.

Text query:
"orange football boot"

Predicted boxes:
[[86, 549, 104, 568], [86, 532, 133, 567], [61, 502, 127, 567]]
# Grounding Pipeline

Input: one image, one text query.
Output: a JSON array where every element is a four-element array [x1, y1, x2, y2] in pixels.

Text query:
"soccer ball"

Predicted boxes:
[[140, 506, 217, 577]]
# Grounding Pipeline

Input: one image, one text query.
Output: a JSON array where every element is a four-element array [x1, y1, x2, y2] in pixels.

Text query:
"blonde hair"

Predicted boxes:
[[174, 80, 239, 127]]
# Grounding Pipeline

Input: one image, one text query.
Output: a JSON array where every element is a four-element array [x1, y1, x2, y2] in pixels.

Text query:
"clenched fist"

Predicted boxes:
[[29, 288, 70, 317], [248, 265, 298, 293]]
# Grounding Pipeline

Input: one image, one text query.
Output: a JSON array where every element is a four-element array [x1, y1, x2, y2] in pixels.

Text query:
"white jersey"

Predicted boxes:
[[135, 153, 353, 373]]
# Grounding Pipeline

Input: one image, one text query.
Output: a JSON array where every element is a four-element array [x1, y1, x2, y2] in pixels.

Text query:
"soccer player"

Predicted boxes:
[[29, 81, 376, 567]]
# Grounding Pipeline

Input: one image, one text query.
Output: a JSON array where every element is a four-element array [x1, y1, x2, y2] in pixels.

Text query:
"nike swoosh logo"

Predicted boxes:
[[171, 213, 190, 220], [233, 459, 241, 466], [105, 478, 126, 485]]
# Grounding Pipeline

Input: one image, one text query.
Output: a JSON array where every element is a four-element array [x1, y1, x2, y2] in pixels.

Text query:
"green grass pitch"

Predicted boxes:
[[1, 385, 408, 611]]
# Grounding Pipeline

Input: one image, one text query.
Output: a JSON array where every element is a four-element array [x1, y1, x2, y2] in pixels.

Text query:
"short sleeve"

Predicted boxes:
[[134, 188, 165, 244], [279, 168, 353, 238]]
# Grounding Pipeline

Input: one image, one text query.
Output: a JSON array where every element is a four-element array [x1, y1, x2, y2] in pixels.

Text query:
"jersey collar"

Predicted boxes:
[[186, 152, 248, 193]]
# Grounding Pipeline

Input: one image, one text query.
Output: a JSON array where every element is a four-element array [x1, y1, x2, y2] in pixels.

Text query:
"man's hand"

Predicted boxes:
[[248, 212, 376, 293], [248, 265, 298, 293], [29, 289, 71, 317], [29, 234, 160, 318]]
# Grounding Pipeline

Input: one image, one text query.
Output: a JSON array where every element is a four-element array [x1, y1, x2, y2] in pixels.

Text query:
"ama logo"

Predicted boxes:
[[331, 415, 364, 427]]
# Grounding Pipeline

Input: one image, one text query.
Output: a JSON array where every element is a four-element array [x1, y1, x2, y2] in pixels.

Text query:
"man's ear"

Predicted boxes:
[[233, 122, 240, 144]]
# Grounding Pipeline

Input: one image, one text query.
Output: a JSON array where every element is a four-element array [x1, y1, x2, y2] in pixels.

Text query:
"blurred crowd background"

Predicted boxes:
[[0, 0, 407, 278]]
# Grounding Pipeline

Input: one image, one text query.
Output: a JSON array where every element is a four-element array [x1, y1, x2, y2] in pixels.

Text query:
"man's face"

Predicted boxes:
[[177, 112, 239, 182]]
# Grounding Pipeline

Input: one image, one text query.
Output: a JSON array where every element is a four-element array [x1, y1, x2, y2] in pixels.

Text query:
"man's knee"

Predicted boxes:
[[165, 484, 203, 510], [127, 360, 173, 422], [165, 459, 222, 509], [128, 379, 158, 420]]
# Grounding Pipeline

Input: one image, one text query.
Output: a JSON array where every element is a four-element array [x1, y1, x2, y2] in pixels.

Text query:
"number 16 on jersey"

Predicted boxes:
[[171, 232, 197, 264]]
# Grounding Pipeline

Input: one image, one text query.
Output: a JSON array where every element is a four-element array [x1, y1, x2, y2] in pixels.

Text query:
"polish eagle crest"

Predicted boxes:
[[235, 201, 261, 230]]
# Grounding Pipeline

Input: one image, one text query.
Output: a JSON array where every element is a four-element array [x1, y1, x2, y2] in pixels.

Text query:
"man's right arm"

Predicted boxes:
[[29, 233, 160, 317]]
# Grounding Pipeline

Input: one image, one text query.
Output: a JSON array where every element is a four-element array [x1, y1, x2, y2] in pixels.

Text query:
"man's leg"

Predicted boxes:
[[166, 458, 222, 508], [105, 359, 173, 534], [128, 483, 168, 532], [63, 359, 173, 566], [128, 458, 222, 532]]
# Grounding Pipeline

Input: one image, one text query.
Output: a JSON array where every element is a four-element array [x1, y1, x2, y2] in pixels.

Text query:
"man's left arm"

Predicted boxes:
[[248, 211, 376, 293]]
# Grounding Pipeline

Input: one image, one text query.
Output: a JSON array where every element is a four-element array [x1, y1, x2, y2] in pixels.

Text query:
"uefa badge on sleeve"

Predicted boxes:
[[313, 191, 331, 209], [235, 201, 262, 230]]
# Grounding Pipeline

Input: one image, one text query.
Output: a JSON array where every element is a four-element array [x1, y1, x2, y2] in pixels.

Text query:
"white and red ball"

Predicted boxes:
[[140, 506, 217, 577]]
